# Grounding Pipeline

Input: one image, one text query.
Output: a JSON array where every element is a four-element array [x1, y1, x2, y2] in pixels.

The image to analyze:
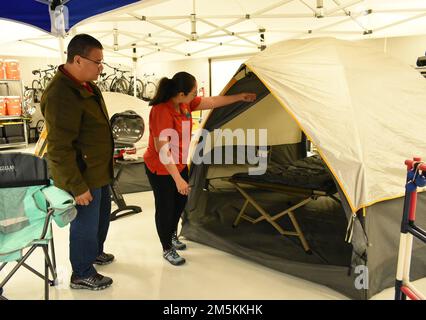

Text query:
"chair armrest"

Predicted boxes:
[[40, 185, 77, 227]]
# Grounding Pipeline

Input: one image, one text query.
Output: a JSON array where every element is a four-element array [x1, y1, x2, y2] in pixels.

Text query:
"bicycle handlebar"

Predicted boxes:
[[31, 66, 56, 77]]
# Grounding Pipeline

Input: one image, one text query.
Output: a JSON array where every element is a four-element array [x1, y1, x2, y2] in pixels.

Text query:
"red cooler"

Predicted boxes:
[[6, 96, 22, 116], [5, 60, 21, 80], [0, 97, 6, 115], [0, 60, 5, 79]]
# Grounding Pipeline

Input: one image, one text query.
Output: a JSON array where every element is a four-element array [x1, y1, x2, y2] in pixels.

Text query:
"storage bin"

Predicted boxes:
[[5, 59, 20, 80], [6, 136, 25, 143], [5, 96, 22, 116], [0, 96, 6, 115], [3, 122, 24, 137], [0, 59, 4, 79]]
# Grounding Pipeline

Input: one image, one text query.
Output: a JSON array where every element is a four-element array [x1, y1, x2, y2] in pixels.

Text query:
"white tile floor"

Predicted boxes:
[[1, 190, 424, 300], [1, 146, 425, 300]]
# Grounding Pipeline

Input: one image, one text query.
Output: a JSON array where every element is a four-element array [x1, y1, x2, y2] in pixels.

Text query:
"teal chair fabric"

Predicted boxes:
[[0, 184, 76, 262], [0, 153, 76, 300]]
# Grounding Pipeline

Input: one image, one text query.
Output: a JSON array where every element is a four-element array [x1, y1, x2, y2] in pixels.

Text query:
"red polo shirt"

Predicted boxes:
[[144, 96, 202, 175]]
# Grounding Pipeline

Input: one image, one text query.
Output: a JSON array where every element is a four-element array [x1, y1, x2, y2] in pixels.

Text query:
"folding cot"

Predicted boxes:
[[228, 155, 339, 253]]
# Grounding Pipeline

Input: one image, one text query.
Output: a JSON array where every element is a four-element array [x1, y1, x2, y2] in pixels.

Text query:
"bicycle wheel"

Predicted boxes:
[[31, 80, 43, 103], [97, 80, 110, 92], [43, 74, 53, 89], [142, 81, 157, 102], [110, 78, 129, 94], [32, 80, 42, 91], [129, 79, 145, 98], [36, 119, 45, 134]]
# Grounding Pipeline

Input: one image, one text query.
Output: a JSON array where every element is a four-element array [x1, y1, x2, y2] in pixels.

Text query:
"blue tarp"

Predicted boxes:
[[0, 0, 141, 33]]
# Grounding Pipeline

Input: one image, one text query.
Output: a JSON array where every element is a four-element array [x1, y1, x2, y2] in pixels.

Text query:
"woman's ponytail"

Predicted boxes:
[[149, 72, 196, 106], [149, 78, 177, 106]]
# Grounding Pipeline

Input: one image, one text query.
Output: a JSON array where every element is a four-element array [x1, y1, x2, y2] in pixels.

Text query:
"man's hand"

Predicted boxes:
[[239, 93, 256, 102], [75, 190, 93, 206]]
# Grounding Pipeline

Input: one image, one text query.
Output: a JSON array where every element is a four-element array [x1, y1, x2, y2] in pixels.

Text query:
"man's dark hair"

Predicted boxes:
[[66, 34, 103, 63]]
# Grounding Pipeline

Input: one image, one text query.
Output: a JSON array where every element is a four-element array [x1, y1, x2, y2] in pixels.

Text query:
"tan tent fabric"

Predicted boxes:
[[243, 38, 426, 211]]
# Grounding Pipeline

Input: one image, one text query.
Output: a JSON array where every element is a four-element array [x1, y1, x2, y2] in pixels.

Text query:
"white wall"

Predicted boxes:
[[137, 57, 210, 96], [379, 35, 426, 67], [6, 33, 425, 98], [210, 56, 249, 96], [3, 33, 426, 131]]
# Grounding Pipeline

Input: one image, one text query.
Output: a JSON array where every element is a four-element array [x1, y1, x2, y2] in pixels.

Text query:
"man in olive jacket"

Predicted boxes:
[[41, 34, 114, 291]]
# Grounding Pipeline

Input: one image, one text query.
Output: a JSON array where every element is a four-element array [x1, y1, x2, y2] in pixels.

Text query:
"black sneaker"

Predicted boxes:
[[70, 273, 113, 291], [172, 232, 187, 250], [94, 252, 115, 265]]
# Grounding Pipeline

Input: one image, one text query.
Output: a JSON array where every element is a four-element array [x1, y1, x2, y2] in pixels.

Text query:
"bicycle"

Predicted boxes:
[[109, 68, 131, 94], [97, 72, 112, 92], [31, 65, 57, 102], [96, 64, 157, 102], [128, 76, 144, 99], [140, 73, 158, 102]]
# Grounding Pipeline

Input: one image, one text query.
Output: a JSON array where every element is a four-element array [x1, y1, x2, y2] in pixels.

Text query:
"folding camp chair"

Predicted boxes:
[[0, 153, 76, 300]]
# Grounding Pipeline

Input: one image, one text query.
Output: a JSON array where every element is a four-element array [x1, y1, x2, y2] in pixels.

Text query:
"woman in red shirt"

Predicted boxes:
[[144, 71, 256, 266]]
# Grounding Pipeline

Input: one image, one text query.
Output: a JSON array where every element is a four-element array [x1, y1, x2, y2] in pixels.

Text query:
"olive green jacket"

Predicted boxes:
[[41, 69, 114, 196]]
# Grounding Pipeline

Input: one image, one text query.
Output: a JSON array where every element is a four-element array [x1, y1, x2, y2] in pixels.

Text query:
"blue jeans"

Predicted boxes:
[[69, 185, 111, 278]]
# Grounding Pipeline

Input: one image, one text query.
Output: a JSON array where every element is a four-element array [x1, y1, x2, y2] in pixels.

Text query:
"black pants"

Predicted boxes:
[[145, 166, 188, 251]]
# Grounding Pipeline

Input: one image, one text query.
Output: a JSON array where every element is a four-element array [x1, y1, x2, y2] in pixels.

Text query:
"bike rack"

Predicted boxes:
[[395, 157, 426, 300]]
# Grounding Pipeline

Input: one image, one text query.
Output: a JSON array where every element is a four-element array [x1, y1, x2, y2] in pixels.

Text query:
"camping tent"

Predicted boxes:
[[182, 37, 426, 299]]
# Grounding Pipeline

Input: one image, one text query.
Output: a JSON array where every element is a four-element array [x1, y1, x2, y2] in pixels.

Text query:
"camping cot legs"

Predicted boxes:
[[395, 158, 426, 300], [230, 181, 312, 253]]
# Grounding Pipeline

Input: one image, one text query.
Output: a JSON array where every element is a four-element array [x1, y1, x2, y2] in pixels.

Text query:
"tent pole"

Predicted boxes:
[[208, 58, 212, 97], [58, 37, 66, 64], [132, 44, 137, 98]]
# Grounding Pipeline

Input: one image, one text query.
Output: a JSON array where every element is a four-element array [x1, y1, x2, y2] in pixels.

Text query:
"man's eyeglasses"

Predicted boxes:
[[80, 56, 104, 67]]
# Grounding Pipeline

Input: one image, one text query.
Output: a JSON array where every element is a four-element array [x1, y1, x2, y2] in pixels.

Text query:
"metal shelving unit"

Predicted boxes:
[[0, 79, 28, 149]]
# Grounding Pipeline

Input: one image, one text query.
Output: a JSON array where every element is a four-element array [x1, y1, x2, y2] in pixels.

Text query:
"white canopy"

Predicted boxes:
[[244, 37, 426, 211], [1, 0, 426, 61]]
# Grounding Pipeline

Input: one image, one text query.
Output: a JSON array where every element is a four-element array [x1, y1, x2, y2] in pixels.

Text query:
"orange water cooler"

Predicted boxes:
[[5, 59, 21, 80], [5, 96, 22, 116], [0, 60, 5, 80], [0, 97, 6, 115]]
